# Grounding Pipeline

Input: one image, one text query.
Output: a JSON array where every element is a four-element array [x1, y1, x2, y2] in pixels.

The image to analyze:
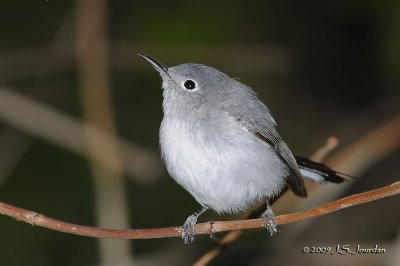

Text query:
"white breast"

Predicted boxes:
[[159, 116, 287, 214]]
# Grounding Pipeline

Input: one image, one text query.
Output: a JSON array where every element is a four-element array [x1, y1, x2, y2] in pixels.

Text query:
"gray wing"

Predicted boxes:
[[222, 94, 307, 198]]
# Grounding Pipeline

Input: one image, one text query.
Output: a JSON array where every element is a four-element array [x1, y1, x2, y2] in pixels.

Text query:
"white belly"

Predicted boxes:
[[160, 117, 287, 214]]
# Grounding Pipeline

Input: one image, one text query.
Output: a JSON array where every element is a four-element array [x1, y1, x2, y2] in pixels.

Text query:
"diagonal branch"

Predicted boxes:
[[0, 181, 398, 239]]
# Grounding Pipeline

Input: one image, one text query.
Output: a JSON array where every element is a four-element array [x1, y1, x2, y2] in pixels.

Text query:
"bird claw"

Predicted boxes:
[[182, 214, 198, 244], [261, 205, 279, 236]]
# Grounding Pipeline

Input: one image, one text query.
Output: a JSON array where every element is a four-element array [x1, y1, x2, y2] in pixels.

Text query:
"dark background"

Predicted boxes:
[[0, 1, 399, 265]]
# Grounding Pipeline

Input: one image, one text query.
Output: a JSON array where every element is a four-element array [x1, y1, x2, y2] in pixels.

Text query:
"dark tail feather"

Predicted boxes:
[[295, 156, 350, 184]]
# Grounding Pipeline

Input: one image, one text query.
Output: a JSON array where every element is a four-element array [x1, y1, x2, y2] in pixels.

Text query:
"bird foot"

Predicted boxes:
[[182, 214, 198, 244], [261, 205, 279, 236]]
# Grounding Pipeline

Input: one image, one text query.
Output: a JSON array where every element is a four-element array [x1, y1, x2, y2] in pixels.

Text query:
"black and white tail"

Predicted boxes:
[[295, 156, 350, 184]]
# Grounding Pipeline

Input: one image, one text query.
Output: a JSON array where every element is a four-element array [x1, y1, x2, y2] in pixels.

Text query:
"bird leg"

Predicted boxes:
[[182, 206, 208, 244], [261, 200, 279, 236]]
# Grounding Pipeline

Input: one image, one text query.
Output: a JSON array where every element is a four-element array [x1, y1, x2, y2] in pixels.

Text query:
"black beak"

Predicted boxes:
[[138, 53, 170, 78]]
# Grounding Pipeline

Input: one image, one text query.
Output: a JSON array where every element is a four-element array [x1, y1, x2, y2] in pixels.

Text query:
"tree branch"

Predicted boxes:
[[0, 181, 398, 239]]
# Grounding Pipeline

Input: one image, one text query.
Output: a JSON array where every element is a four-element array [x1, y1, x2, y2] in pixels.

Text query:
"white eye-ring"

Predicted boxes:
[[182, 79, 197, 90]]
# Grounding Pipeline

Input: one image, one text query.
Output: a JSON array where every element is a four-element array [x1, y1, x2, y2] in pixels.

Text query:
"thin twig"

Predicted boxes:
[[0, 182, 398, 240]]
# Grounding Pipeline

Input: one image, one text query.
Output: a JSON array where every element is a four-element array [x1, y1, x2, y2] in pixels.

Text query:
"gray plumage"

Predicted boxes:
[[159, 63, 306, 212], [139, 54, 345, 243]]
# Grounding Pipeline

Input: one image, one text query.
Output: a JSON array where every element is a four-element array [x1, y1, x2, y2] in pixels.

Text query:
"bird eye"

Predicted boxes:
[[183, 80, 196, 90]]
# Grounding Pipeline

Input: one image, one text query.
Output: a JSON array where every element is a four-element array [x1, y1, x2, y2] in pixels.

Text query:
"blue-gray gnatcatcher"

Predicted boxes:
[[139, 54, 346, 244]]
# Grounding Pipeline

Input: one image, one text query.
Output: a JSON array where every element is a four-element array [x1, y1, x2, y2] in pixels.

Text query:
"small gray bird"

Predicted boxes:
[[139, 54, 346, 244]]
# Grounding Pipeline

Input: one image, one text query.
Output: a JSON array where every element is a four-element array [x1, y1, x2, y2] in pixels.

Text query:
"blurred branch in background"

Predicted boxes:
[[280, 116, 400, 211], [275, 114, 400, 243], [110, 42, 293, 75], [327, 115, 400, 174], [0, 43, 292, 80], [75, 0, 133, 265], [0, 88, 161, 182]]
